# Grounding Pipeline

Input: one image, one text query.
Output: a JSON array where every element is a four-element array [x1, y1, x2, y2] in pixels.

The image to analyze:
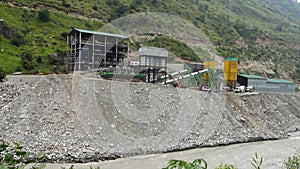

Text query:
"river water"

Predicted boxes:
[[42, 132, 300, 169]]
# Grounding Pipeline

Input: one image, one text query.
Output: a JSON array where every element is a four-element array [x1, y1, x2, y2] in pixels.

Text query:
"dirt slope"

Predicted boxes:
[[0, 75, 299, 162]]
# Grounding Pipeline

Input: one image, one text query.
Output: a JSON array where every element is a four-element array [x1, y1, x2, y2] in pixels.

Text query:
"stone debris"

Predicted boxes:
[[0, 75, 299, 163]]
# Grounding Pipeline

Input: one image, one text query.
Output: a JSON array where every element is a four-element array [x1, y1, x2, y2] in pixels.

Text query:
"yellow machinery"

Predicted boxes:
[[224, 58, 238, 88], [204, 61, 216, 81]]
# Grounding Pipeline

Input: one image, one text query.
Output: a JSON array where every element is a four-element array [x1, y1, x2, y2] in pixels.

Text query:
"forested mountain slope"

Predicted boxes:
[[0, 0, 299, 81]]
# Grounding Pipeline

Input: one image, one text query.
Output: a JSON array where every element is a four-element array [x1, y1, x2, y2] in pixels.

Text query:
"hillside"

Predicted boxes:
[[0, 0, 299, 81]]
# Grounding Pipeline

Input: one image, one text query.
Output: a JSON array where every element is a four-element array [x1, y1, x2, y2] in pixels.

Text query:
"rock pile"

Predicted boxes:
[[0, 75, 299, 162]]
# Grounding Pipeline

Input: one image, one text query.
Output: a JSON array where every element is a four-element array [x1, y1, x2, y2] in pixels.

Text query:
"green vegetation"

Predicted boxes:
[[215, 164, 237, 169], [162, 158, 207, 169], [0, 140, 45, 169], [284, 155, 300, 169], [37, 9, 51, 22], [162, 153, 263, 169], [161, 153, 300, 169], [61, 166, 100, 169], [130, 36, 201, 62], [0, 67, 6, 81], [295, 63, 300, 80], [0, 141, 299, 169], [0, 0, 299, 80], [251, 152, 263, 169], [0, 2, 102, 74], [0, 140, 101, 169]]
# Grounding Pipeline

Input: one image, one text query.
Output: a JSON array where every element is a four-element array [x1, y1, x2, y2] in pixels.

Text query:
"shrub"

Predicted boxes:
[[38, 9, 51, 22], [162, 158, 208, 169], [215, 164, 237, 169], [92, 5, 98, 11], [284, 155, 300, 169], [0, 67, 6, 82], [61, 0, 70, 8], [0, 140, 46, 169], [61, 32, 69, 38], [21, 50, 36, 70], [10, 38, 25, 47], [162, 153, 265, 169]]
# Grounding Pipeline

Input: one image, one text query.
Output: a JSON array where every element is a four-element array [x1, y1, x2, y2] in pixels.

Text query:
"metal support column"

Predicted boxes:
[[153, 67, 156, 83], [104, 36, 107, 67], [165, 59, 167, 84], [148, 67, 151, 83], [92, 34, 95, 69], [127, 39, 129, 61], [78, 32, 82, 70], [74, 33, 77, 70], [115, 38, 118, 67]]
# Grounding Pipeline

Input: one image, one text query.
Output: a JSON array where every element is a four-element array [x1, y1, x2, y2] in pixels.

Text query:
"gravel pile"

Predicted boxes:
[[0, 75, 299, 162], [0, 75, 114, 162], [0, 83, 25, 108]]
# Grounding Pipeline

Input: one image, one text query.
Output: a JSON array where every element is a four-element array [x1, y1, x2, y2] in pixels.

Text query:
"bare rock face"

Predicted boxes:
[[0, 75, 300, 162]]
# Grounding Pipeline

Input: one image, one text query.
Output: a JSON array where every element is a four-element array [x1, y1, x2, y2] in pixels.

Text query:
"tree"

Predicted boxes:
[[38, 9, 50, 22]]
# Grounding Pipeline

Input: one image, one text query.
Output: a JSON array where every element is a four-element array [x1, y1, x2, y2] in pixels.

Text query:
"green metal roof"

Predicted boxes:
[[238, 74, 266, 79], [73, 28, 128, 39], [267, 79, 294, 84], [224, 57, 238, 61]]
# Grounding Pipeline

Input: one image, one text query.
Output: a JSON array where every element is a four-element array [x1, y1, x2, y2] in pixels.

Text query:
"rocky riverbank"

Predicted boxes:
[[1, 75, 299, 163]]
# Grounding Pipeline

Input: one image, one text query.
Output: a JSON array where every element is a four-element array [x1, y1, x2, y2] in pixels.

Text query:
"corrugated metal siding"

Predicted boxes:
[[74, 28, 128, 39], [248, 79, 268, 92], [265, 82, 295, 93], [247, 79, 295, 93], [139, 46, 168, 58], [238, 74, 265, 79]]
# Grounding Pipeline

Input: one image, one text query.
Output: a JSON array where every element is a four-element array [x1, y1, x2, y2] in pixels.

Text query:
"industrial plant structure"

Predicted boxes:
[[68, 28, 129, 71], [139, 46, 168, 83], [66, 28, 295, 94], [224, 58, 238, 88], [237, 74, 295, 94]]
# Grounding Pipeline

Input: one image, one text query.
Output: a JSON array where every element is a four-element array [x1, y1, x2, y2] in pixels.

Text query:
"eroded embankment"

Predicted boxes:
[[0, 75, 299, 162]]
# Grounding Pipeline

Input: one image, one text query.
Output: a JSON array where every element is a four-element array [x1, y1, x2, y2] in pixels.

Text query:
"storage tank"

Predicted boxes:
[[224, 58, 238, 87], [204, 61, 216, 81]]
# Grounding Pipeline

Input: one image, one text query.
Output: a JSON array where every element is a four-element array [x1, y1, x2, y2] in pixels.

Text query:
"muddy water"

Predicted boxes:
[[43, 132, 300, 169]]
